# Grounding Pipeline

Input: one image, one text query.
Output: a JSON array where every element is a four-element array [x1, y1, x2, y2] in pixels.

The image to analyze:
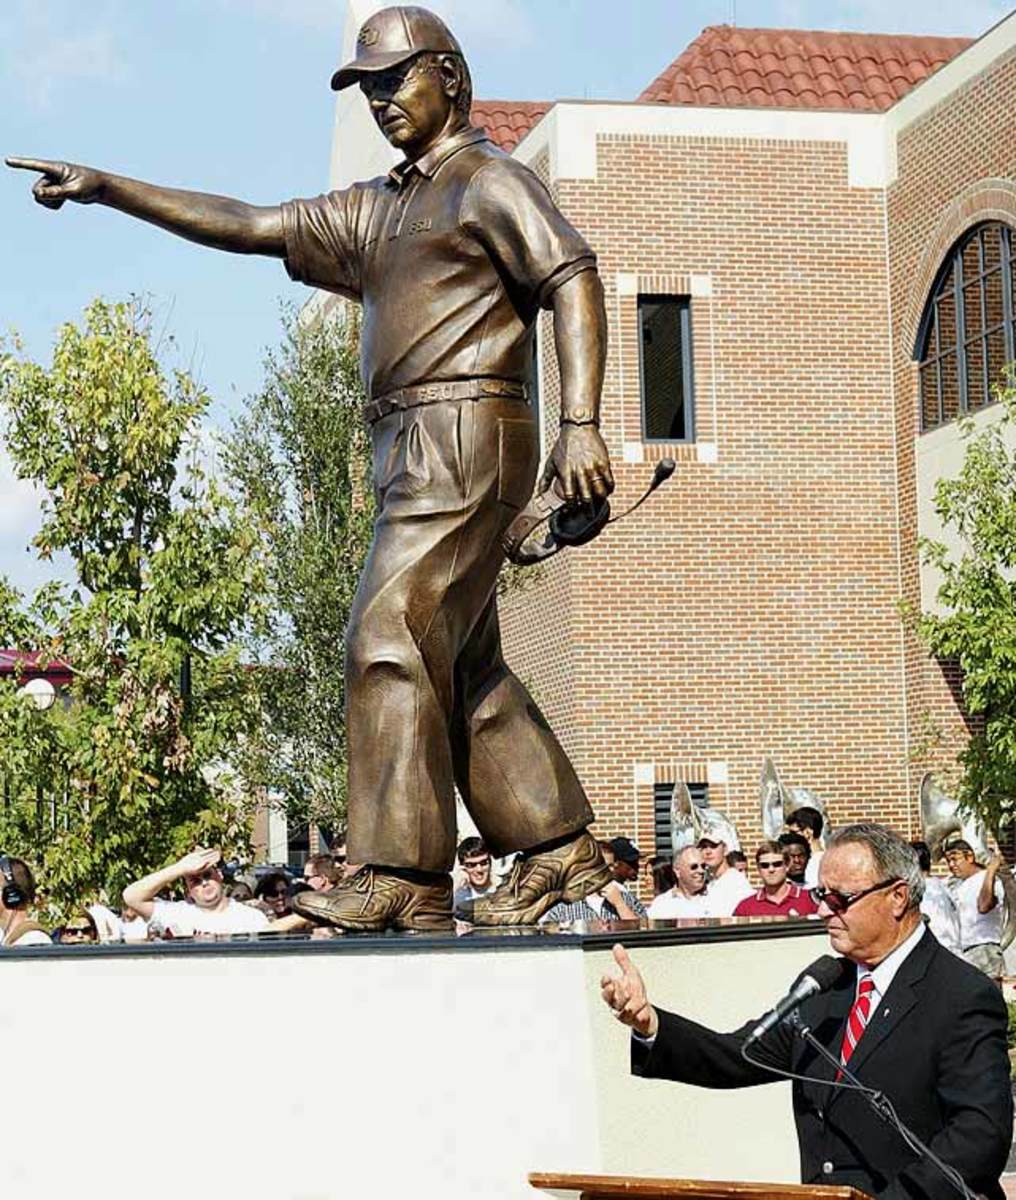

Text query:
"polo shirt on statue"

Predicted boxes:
[[281, 126, 596, 400], [734, 883, 818, 918]]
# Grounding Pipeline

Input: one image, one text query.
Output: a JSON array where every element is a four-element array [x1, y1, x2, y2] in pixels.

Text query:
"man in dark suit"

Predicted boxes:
[[601, 823, 1013, 1200]]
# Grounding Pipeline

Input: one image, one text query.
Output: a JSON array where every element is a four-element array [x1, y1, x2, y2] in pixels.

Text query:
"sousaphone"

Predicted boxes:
[[760, 757, 833, 840], [670, 781, 741, 853]]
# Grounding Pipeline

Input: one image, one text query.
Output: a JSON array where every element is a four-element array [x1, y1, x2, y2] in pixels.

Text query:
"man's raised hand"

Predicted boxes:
[[174, 847, 221, 877], [6, 157, 105, 209], [600, 942, 658, 1038]]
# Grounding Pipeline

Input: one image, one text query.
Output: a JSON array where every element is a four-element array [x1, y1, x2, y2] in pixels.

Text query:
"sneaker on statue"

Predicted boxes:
[[291, 867, 453, 933], [462, 831, 611, 926]]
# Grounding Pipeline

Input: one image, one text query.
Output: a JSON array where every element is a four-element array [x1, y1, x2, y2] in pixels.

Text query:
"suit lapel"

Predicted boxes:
[[799, 972, 855, 1096]]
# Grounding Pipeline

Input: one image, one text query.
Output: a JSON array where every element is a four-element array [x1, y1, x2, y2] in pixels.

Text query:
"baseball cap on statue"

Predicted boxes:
[[332, 6, 463, 91]]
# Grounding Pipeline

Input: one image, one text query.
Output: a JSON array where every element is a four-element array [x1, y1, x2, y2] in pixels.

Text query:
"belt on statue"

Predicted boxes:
[[364, 378, 527, 425]]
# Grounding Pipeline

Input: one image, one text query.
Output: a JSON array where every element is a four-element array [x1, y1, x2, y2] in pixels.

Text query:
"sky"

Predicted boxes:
[[1, 0, 1013, 591]]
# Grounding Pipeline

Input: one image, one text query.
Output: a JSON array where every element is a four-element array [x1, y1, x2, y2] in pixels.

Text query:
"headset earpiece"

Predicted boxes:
[[549, 497, 611, 547], [0, 855, 24, 909]]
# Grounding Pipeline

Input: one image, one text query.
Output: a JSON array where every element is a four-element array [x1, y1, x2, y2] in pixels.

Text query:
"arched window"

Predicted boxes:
[[916, 221, 1016, 431]]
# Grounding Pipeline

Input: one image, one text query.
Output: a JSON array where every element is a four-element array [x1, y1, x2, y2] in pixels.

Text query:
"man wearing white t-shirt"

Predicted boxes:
[[944, 839, 1006, 981], [696, 834, 753, 915], [648, 846, 713, 919], [123, 847, 270, 938]]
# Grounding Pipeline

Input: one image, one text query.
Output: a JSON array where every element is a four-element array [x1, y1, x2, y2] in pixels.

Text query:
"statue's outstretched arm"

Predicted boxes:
[[6, 156, 284, 258]]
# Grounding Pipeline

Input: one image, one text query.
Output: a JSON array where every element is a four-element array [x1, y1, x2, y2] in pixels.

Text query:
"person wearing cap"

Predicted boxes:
[[8, 6, 615, 934], [696, 832, 753, 916], [943, 839, 1006, 982], [605, 837, 641, 886]]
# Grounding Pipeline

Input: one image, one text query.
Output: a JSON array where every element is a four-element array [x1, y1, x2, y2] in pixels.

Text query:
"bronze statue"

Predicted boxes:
[[7, 5, 614, 932]]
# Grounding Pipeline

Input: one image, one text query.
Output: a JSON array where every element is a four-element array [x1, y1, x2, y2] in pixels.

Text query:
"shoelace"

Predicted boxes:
[[500, 857, 525, 898], [347, 866, 375, 917]]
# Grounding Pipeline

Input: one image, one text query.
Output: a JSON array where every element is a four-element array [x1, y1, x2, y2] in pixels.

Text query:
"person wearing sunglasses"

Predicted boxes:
[[56, 910, 99, 945], [733, 842, 818, 918], [122, 847, 271, 938], [303, 854, 342, 893], [602, 822, 1012, 1200], [255, 872, 294, 921], [452, 837, 499, 918], [647, 846, 712, 919]]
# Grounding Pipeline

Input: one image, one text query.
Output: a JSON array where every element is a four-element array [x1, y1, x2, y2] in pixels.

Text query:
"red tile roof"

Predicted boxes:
[[0, 649, 73, 686], [639, 26, 973, 112], [471, 100, 551, 152]]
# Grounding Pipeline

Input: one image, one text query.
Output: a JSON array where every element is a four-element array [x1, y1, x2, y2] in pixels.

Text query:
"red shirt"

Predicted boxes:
[[734, 883, 818, 918]]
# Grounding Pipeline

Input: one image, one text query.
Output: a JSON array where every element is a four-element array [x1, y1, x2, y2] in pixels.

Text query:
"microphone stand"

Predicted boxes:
[[786, 1012, 977, 1200]]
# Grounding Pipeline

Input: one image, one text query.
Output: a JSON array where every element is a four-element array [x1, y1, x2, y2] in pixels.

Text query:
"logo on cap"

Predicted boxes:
[[358, 25, 380, 46]]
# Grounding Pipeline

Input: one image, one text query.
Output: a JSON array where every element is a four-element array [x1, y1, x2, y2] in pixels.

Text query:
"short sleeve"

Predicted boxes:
[[281, 188, 366, 299], [459, 159, 596, 311]]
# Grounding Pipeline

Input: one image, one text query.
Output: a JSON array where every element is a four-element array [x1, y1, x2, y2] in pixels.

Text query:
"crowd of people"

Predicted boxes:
[[0, 804, 1008, 985]]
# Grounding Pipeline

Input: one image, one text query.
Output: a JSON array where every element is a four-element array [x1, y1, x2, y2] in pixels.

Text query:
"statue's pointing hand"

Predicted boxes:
[[6, 157, 104, 209]]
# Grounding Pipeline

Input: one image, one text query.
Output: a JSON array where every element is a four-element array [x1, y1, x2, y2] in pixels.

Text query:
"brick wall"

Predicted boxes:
[[500, 127, 911, 854], [887, 47, 1016, 806]]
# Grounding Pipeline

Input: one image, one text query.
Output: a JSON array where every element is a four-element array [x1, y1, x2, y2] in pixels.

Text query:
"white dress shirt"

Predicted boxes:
[[851, 918, 926, 1014]]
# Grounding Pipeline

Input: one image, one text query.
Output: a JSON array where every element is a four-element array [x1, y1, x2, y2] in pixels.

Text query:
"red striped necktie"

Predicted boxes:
[[839, 972, 875, 1070]]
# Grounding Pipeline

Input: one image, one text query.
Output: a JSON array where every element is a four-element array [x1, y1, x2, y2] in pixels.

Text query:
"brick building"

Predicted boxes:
[[328, 6, 1016, 860]]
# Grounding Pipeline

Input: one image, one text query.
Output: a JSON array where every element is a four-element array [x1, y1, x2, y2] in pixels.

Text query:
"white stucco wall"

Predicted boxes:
[[1, 927, 827, 1200]]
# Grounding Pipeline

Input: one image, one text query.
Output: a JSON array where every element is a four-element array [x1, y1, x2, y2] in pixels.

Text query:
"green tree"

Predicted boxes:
[[223, 305, 373, 836], [917, 378, 1016, 836], [0, 298, 267, 916]]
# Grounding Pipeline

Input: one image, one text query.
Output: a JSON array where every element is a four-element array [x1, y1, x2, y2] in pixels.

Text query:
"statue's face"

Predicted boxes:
[[359, 55, 454, 158]]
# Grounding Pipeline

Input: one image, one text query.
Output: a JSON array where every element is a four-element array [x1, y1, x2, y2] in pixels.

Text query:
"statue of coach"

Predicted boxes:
[[8, 5, 616, 932]]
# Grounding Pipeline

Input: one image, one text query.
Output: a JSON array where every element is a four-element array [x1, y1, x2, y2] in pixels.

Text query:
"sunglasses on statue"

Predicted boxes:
[[809, 877, 901, 914]]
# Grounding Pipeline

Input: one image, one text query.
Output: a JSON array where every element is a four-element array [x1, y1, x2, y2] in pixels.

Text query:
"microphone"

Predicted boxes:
[[649, 457, 677, 489], [604, 457, 676, 526], [743, 955, 846, 1049]]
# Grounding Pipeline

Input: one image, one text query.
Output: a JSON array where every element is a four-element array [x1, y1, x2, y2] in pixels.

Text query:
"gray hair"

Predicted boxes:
[[825, 822, 924, 909], [672, 844, 702, 868]]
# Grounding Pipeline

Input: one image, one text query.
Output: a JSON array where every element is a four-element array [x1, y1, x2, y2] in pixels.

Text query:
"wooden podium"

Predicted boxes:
[[529, 1173, 873, 1200]]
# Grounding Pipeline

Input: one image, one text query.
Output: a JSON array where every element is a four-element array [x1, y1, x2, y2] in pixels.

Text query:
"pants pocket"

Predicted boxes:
[[496, 417, 538, 510]]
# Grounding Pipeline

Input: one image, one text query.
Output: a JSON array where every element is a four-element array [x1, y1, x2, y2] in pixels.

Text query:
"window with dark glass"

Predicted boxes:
[[917, 222, 1016, 431], [653, 781, 709, 857], [639, 295, 694, 442]]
